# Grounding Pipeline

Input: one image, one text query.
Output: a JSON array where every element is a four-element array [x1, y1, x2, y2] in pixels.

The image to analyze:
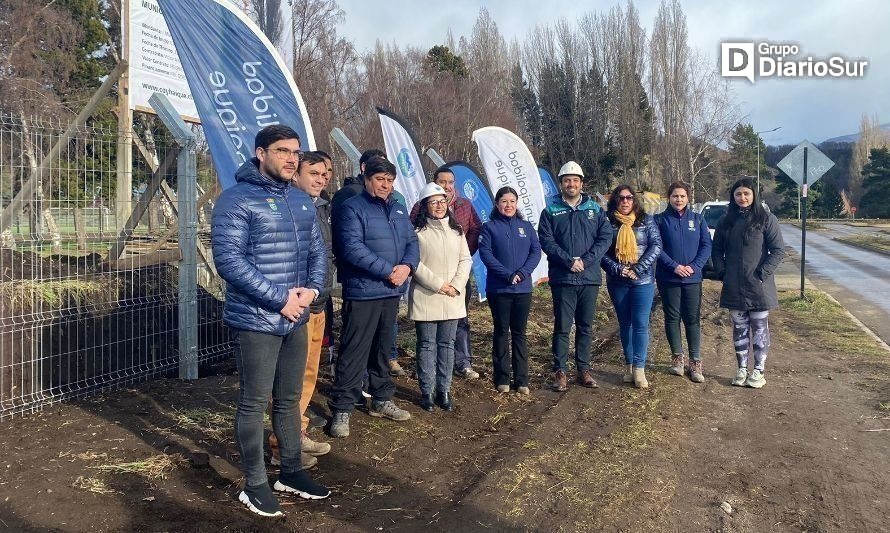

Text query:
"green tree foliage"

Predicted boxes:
[[859, 147, 890, 218], [510, 63, 541, 148], [426, 45, 467, 77], [725, 123, 764, 181]]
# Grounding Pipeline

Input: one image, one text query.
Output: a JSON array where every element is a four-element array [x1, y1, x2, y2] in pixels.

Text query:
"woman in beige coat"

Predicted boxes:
[[409, 183, 473, 412]]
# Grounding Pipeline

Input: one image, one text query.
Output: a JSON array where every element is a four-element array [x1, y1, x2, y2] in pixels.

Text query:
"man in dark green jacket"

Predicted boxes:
[[537, 161, 613, 392]]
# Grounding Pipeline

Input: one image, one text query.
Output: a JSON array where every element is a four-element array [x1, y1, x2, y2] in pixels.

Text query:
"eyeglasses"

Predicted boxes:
[[428, 199, 448, 206], [269, 147, 303, 160], [617, 194, 635, 201]]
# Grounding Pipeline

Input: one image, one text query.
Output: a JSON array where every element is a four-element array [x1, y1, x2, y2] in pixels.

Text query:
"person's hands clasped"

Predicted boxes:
[[674, 264, 694, 277], [621, 267, 639, 280], [511, 273, 522, 285], [280, 287, 308, 322], [388, 264, 411, 286], [438, 283, 458, 297], [570, 258, 585, 273]]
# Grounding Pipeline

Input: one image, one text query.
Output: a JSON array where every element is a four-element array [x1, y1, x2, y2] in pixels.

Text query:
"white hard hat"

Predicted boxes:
[[419, 182, 447, 202], [558, 161, 584, 179]]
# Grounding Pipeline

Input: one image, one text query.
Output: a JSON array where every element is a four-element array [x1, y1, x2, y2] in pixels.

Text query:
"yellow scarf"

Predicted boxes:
[[613, 211, 638, 263]]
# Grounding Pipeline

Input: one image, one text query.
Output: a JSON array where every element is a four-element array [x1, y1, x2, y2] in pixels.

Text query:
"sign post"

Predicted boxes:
[[777, 140, 835, 299]]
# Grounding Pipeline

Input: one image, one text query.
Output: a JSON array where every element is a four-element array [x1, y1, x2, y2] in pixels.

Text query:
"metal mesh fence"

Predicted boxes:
[[0, 113, 230, 419]]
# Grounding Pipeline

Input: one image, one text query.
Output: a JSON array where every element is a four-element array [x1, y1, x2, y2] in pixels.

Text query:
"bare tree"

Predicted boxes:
[[246, 0, 283, 47], [848, 113, 889, 206]]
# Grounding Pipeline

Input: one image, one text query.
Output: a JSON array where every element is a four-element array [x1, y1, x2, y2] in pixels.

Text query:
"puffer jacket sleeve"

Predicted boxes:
[[517, 223, 542, 280], [479, 223, 511, 282], [399, 223, 420, 274], [600, 237, 624, 277], [451, 237, 472, 292], [690, 214, 713, 272], [212, 194, 288, 312], [755, 214, 785, 279], [537, 209, 573, 268], [711, 223, 726, 279], [632, 217, 662, 275], [580, 210, 614, 268], [335, 202, 394, 280], [655, 213, 680, 271], [306, 216, 327, 293]]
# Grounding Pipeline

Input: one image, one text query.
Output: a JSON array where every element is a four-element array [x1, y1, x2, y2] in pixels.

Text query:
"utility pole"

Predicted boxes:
[[755, 126, 781, 195]]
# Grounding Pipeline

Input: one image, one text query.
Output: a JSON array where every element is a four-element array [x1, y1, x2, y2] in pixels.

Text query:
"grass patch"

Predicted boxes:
[[73, 476, 119, 495], [838, 233, 890, 253], [0, 277, 120, 310], [780, 290, 888, 358], [92, 453, 186, 480], [172, 408, 235, 442]]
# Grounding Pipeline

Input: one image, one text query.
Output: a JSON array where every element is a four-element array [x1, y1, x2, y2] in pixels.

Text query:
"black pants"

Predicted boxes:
[[328, 297, 399, 413], [488, 292, 532, 388], [656, 281, 703, 361], [551, 284, 599, 372]]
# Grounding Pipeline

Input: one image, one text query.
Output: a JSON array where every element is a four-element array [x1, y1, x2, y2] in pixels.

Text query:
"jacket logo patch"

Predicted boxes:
[[302, 205, 308, 211], [688, 220, 695, 230], [588, 210, 594, 220], [518, 227, 526, 237], [266, 198, 278, 211], [396, 210, 405, 215]]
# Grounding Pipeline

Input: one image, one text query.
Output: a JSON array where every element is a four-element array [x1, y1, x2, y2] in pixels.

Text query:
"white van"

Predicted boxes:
[[698, 201, 729, 239]]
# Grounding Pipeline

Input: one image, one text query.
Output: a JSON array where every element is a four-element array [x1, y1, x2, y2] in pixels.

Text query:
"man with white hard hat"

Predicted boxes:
[[537, 161, 613, 392]]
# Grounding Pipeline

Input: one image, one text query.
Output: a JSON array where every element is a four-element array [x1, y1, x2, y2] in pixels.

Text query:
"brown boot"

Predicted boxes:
[[668, 354, 686, 376], [552, 370, 568, 392], [688, 360, 705, 383], [577, 369, 599, 388], [623, 364, 634, 384], [633, 366, 649, 389]]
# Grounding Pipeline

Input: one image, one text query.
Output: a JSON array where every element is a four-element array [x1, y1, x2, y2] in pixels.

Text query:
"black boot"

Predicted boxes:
[[420, 393, 435, 412], [436, 391, 454, 412]]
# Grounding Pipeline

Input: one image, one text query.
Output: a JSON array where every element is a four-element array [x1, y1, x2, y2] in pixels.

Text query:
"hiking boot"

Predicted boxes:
[[302, 433, 331, 456], [238, 482, 283, 517], [270, 452, 317, 469], [456, 366, 480, 380], [731, 367, 748, 387], [668, 354, 686, 376], [577, 369, 599, 388], [688, 360, 705, 383], [436, 391, 455, 411], [745, 369, 766, 389], [388, 360, 407, 377], [552, 370, 568, 392], [623, 364, 634, 383], [496, 384, 510, 393], [420, 393, 435, 412], [370, 400, 412, 422], [274, 469, 331, 500], [517, 386, 530, 396], [633, 366, 649, 389], [328, 411, 350, 438]]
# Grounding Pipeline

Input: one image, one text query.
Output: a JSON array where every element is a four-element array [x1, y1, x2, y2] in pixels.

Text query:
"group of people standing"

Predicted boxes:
[[211, 125, 785, 518]]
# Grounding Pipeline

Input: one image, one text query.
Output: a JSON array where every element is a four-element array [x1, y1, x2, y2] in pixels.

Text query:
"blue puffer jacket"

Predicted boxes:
[[212, 158, 327, 335], [537, 195, 613, 286], [654, 206, 712, 284], [478, 211, 542, 295], [333, 190, 419, 300], [601, 213, 662, 286]]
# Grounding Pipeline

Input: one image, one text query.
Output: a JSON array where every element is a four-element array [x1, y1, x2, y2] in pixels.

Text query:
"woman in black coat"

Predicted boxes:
[[711, 177, 785, 389]]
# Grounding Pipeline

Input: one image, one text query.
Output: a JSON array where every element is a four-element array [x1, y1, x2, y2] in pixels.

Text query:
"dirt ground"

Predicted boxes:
[[1, 260, 888, 532]]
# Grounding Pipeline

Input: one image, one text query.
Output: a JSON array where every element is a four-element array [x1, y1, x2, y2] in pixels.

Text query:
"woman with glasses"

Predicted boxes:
[[601, 185, 662, 388], [409, 183, 473, 411], [478, 186, 542, 395]]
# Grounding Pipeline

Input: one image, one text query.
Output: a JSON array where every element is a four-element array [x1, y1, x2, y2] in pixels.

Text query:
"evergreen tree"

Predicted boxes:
[[725, 123, 764, 181], [859, 147, 890, 218]]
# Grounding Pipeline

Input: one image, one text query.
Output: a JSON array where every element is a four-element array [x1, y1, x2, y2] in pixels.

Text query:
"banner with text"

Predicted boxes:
[[377, 107, 426, 211], [446, 161, 493, 301], [126, 0, 198, 121], [472, 126, 548, 284], [157, 0, 315, 189]]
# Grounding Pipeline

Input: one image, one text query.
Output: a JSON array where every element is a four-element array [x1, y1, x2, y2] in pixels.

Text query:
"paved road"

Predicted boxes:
[[781, 223, 890, 343]]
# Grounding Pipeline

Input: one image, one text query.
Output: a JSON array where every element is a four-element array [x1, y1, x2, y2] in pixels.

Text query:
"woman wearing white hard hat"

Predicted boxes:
[[408, 182, 473, 411]]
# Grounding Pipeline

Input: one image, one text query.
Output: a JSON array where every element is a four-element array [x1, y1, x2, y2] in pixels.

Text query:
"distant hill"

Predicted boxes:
[[823, 123, 890, 144]]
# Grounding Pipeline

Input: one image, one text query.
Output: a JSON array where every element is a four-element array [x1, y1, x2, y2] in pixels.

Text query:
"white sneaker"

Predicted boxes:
[[457, 367, 480, 380], [731, 367, 748, 387], [745, 369, 766, 389]]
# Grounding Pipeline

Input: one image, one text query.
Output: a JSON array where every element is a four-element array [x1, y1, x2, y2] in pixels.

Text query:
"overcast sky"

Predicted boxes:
[[334, 0, 889, 146]]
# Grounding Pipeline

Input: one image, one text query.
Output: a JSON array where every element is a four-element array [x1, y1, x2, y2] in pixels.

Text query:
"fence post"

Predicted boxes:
[[148, 93, 198, 381]]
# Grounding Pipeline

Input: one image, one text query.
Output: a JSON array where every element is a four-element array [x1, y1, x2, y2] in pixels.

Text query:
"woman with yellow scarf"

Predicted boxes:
[[601, 185, 663, 388]]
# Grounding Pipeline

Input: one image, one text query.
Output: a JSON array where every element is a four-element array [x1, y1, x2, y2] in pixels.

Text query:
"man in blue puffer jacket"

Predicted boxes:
[[212, 125, 329, 516], [328, 157, 419, 438]]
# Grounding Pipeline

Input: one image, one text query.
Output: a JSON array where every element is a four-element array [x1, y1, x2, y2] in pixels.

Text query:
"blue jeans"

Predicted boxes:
[[607, 282, 656, 368], [232, 327, 307, 487], [415, 320, 459, 395]]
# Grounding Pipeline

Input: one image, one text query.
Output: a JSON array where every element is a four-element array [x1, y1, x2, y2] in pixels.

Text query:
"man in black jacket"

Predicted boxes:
[[537, 161, 613, 391]]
